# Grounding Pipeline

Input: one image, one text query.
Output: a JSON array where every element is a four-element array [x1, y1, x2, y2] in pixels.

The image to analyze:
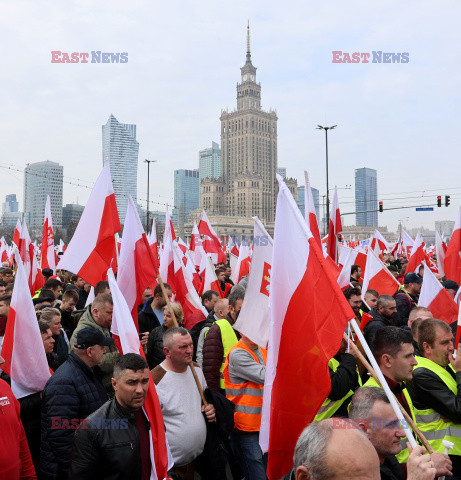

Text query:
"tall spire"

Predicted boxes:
[[246, 20, 251, 60]]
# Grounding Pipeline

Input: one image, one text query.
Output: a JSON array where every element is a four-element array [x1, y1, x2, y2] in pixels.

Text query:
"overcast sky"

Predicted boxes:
[[1, 0, 460, 233]]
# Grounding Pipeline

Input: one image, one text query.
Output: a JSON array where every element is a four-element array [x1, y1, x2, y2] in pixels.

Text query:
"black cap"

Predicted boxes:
[[443, 279, 459, 291], [75, 327, 115, 349], [404, 273, 423, 284]]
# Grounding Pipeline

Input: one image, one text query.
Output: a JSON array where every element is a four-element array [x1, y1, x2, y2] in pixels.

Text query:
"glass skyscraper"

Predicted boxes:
[[173, 169, 200, 226], [355, 167, 378, 226], [199, 141, 221, 182], [24, 160, 63, 228], [102, 114, 139, 221]]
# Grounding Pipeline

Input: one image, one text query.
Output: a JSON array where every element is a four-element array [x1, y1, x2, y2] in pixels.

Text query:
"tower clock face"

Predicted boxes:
[[250, 75, 255, 81], [243, 74, 248, 81]]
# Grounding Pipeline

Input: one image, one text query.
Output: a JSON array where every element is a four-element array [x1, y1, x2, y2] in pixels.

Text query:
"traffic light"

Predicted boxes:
[[379, 201, 383, 212], [437, 196, 442, 207], [445, 195, 451, 207]]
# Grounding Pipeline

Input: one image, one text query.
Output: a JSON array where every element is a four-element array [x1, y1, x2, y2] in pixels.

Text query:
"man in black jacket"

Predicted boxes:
[[393, 273, 422, 327], [138, 283, 172, 333], [70, 354, 153, 480], [40, 327, 111, 480], [363, 295, 398, 345]]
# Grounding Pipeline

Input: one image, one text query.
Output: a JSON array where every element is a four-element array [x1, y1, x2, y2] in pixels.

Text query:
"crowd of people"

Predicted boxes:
[[0, 250, 460, 480]]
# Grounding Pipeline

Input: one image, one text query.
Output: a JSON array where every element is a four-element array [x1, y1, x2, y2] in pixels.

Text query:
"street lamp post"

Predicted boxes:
[[317, 125, 337, 232], [144, 159, 157, 232]]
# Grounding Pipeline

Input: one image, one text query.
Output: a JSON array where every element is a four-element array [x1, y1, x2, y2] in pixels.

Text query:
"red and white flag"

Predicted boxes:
[[41, 195, 56, 273], [172, 245, 208, 324], [304, 171, 321, 247], [57, 162, 121, 285], [406, 233, 426, 274], [444, 208, 461, 285], [0, 237, 8, 263], [1, 251, 51, 398], [233, 217, 273, 347], [159, 206, 176, 290], [361, 248, 400, 299], [200, 255, 221, 297], [231, 242, 251, 285], [198, 210, 225, 264], [260, 178, 355, 480], [435, 229, 446, 277], [338, 246, 367, 281], [337, 248, 355, 290], [418, 263, 458, 327], [19, 221, 44, 295], [402, 229, 415, 257], [326, 186, 342, 262], [12, 219, 21, 248], [370, 229, 390, 253], [117, 197, 158, 330], [189, 222, 205, 269], [108, 269, 172, 479]]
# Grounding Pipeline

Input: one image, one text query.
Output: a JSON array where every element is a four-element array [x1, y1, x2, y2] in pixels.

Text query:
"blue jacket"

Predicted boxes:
[[40, 352, 108, 480]]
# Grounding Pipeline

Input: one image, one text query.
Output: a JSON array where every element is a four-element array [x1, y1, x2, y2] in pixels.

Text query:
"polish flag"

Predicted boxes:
[[229, 252, 238, 278], [304, 171, 321, 247], [108, 270, 172, 479], [418, 263, 459, 328], [361, 248, 400, 299], [172, 246, 208, 325], [0, 237, 8, 263], [370, 230, 390, 253], [406, 233, 426, 274], [337, 248, 355, 290], [231, 242, 251, 284], [198, 210, 225, 264], [200, 255, 222, 297], [117, 197, 159, 330], [260, 178, 355, 480], [12, 220, 21, 247], [41, 195, 56, 273], [326, 187, 342, 262], [189, 222, 205, 269], [58, 239, 67, 254], [19, 221, 44, 295], [147, 219, 160, 281], [402, 229, 415, 257], [57, 162, 121, 286], [444, 208, 461, 285], [338, 246, 367, 281], [233, 217, 273, 347], [1, 251, 51, 399], [159, 206, 176, 291]]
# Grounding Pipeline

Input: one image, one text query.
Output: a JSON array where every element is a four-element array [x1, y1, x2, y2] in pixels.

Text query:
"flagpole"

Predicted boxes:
[[157, 274, 209, 407], [349, 318, 418, 448], [343, 332, 433, 454]]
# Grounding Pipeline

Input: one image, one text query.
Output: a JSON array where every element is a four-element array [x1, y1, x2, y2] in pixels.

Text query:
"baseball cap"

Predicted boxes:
[[443, 279, 459, 291], [75, 327, 115, 349], [404, 273, 423, 285]]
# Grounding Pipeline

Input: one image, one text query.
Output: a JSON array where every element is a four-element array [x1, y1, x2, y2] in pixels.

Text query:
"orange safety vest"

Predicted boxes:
[[222, 340, 267, 432]]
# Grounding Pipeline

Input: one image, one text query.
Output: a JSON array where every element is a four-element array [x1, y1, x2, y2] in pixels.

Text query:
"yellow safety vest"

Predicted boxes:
[[314, 357, 362, 422], [363, 376, 416, 463], [413, 355, 461, 456], [205, 319, 238, 389]]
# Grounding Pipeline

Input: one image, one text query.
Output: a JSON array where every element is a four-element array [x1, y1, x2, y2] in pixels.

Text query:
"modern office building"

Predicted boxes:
[[199, 142, 221, 182], [297, 185, 320, 219], [355, 167, 378, 227], [24, 160, 63, 228], [102, 114, 139, 221], [173, 169, 200, 226], [62, 203, 85, 229], [2, 194, 19, 214], [435, 220, 455, 239]]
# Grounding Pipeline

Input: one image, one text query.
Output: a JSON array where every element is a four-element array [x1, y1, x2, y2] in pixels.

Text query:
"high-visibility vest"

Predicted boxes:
[[223, 340, 267, 432], [413, 355, 461, 456], [205, 319, 238, 389], [314, 357, 362, 422], [363, 376, 416, 463]]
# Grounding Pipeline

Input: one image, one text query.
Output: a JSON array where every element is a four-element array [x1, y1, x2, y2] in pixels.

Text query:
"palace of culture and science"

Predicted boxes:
[[187, 25, 297, 238]]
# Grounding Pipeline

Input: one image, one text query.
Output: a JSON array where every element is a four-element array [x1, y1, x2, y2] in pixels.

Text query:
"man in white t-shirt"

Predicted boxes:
[[151, 327, 216, 479]]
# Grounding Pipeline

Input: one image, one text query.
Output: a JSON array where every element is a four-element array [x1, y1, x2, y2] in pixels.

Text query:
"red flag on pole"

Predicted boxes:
[[198, 210, 225, 264], [41, 195, 56, 273], [326, 186, 342, 262], [57, 162, 121, 285], [444, 208, 461, 285], [304, 171, 321, 247], [361, 248, 400, 297], [1, 251, 51, 398], [117, 197, 158, 330], [260, 176, 354, 480]]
